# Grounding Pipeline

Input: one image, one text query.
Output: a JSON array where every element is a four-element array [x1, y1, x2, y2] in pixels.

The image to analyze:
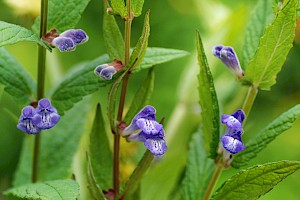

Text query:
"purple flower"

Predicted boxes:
[[123, 106, 167, 156], [52, 37, 76, 52], [212, 45, 244, 79], [17, 106, 41, 134], [60, 29, 89, 45], [94, 65, 117, 80], [220, 109, 245, 154], [32, 98, 60, 129]]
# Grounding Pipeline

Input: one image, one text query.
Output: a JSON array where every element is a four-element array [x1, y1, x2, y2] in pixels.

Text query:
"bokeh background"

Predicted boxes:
[[0, 0, 300, 199]]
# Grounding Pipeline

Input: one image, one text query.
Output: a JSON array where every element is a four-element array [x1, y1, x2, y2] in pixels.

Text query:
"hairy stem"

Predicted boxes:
[[242, 85, 258, 120], [32, 0, 48, 183], [113, 0, 132, 196], [203, 160, 223, 200]]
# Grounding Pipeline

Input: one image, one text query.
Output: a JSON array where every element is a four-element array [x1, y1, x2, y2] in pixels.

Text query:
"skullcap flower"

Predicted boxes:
[[17, 106, 41, 134]]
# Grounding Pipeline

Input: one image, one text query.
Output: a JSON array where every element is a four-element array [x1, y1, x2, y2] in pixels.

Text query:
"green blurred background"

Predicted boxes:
[[0, 0, 300, 199]]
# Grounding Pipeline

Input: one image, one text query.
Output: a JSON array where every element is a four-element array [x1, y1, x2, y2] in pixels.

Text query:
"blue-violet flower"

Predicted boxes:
[[32, 98, 60, 129], [94, 59, 123, 80], [17, 106, 41, 134], [220, 109, 245, 154], [52, 37, 76, 52], [122, 106, 167, 156], [60, 29, 89, 45], [212, 45, 244, 79]]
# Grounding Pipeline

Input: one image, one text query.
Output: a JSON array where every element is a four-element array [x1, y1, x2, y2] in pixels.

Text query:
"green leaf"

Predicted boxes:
[[89, 104, 112, 190], [132, 47, 189, 73], [0, 48, 35, 106], [131, 0, 145, 17], [129, 10, 150, 70], [124, 68, 155, 124], [243, 0, 298, 90], [232, 104, 300, 168], [242, 0, 274, 68], [196, 30, 220, 159], [179, 130, 215, 200], [50, 54, 111, 115], [103, 1, 125, 61], [5, 179, 79, 200], [32, 0, 90, 33], [212, 161, 300, 200], [13, 100, 89, 185], [0, 21, 51, 51], [110, 0, 128, 19]]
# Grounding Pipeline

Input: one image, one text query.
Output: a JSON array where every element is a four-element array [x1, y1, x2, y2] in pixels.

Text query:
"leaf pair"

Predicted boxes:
[[110, 0, 145, 19]]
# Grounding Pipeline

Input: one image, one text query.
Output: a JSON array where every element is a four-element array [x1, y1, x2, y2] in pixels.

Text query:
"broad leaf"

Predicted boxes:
[[110, 0, 128, 19], [133, 47, 189, 73], [243, 0, 298, 90], [242, 0, 274, 68], [124, 68, 155, 124], [103, 0, 125, 62], [196, 30, 220, 158], [129, 10, 150, 70], [13, 100, 89, 185], [212, 161, 300, 200], [32, 0, 91, 33], [0, 21, 51, 51], [131, 0, 145, 17], [0, 48, 35, 106], [5, 179, 79, 200], [179, 130, 215, 200], [89, 104, 112, 190], [50, 55, 111, 115], [232, 104, 300, 168]]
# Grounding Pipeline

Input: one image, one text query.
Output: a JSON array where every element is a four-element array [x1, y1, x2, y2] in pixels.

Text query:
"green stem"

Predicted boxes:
[[203, 161, 223, 200], [120, 151, 154, 199], [242, 85, 258, 120], [32, 0, 48, 183], [113, 0, 132, 196]]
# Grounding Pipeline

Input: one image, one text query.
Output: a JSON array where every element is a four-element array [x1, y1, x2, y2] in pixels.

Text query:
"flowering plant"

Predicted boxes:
[[1, 0, 300, 199]]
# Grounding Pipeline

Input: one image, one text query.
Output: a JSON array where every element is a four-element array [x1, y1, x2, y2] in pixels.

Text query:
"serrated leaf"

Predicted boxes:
[[32, 0, 90, 33], [103, 1, 125, 61], [13, 100, 89, 186], [212, 161, 300, 200], [0, 48, 35, 106], [242, 0, 274, 68], [0, 21, 51, 51], [244, 0, 298, 90], [110, 0, 128, 19], [50, 55, 111, 115], [232, 104, 300, 168], [5, 179, 79, 200], [131, 0, 145, 17], [129, 10, 150, 70], [89, 104, 112, 190], [196, 30, 220, 159], [132, 47, 189, 73], [179, 130, 215, 200], [124, 68, 155, 124]]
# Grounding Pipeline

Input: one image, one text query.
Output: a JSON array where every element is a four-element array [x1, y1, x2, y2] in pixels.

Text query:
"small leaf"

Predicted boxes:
[[242, 0, 274, 68], [212, 161, 300, 200], [131, 0, 145, 17], [124, 68, 155, 124], [110, 0, 128, 19], [103, 0, 125, 61], [132, 47, 189, 73], [5, 179, 79, 200], [0, 21, 51, 51], [50, 54, 111, 115], [89, 104, 113, 190], [13, 100, 89, 185], [196, 30, 220, 159], [179, 130, 215, 200], [0, 48, 36, 106], [129, 10, 150, 70], [32, 0, 91, 33], [232, 104, 300, 168], [243, 0, 298, 90]]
